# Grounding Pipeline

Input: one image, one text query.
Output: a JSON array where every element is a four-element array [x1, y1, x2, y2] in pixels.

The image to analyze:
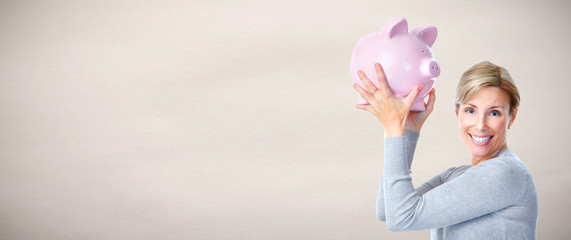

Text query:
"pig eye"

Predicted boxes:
[[421, 50, 425, 53]]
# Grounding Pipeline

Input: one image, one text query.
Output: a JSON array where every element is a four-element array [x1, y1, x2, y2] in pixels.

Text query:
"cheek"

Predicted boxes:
[[457, 115, 473, 130], [457, 117, 465, 131], [491, 118, 509, 135]]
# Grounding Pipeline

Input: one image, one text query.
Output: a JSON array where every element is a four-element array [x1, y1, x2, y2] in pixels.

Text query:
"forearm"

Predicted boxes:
[[376, 131, 419, 221], [382, 137, 417, 230]]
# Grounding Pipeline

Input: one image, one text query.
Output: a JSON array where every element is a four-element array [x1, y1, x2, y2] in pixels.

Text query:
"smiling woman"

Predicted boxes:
[[457, 86, 515, 165], [455, 62, 520, 166], [354, 61, 538, 239]]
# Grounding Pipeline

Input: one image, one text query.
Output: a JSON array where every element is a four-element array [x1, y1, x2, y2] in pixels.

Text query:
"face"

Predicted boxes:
[[456, 87, 517, 165]]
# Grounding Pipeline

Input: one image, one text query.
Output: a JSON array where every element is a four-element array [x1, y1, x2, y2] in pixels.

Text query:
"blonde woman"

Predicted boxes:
[[354, 61, 537, 239]]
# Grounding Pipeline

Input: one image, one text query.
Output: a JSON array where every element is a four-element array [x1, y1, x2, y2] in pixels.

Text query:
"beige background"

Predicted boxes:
[[1, 0, 570, 239]]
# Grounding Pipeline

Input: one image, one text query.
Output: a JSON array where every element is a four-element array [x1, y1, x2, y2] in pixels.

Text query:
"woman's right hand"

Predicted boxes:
[[404, 88, 436, 133]]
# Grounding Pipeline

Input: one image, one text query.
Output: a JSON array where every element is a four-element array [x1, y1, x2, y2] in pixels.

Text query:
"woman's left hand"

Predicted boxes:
[[353, 63, 424, 138]]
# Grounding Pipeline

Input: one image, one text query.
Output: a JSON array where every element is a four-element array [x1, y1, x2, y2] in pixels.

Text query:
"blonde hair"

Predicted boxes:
[[455, 61, 520, 115]]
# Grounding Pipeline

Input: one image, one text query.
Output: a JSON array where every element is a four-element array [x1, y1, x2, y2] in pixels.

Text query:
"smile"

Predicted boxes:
[[469, 134, 493, 145]]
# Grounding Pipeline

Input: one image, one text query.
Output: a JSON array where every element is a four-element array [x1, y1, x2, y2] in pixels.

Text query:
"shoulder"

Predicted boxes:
[[479, 149, 533, 180], [468, 149, 534, 195], [440, 165, 471, 182]]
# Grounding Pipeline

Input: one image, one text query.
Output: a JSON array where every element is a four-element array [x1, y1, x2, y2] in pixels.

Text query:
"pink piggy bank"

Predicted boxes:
[[350, 18, 440, 111]]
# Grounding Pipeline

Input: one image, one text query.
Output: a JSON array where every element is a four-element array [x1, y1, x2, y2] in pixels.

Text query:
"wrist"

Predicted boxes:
[[404, 125, 422, 133], [405, 121, 425, 133], [384, 125, 405, 138]]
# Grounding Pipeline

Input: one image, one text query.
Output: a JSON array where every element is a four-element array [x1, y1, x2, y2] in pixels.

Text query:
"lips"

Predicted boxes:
[[469, 134, 493, 146]]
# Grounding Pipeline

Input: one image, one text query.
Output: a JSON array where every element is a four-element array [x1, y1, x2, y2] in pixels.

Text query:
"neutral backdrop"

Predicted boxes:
[[1, 0, 570, 239]]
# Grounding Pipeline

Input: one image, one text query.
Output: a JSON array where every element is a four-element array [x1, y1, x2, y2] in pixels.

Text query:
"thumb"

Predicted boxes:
[[405, 84, 424, 107], [425, 88, 436, 113]]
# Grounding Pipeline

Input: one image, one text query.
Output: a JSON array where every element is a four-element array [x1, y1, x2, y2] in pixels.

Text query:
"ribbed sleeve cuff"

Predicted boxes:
[[405, 130, 420, 145], [404, 130, 419, 172], [384, 136, 409, 176]]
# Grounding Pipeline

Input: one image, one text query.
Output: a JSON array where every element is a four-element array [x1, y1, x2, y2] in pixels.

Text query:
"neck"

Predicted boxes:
[[471, 144, 508, 166]]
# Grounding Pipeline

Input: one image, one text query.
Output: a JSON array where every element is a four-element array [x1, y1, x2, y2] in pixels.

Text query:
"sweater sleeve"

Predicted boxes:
[[376, 131, 424, 221], [382, 137, 529, 231]]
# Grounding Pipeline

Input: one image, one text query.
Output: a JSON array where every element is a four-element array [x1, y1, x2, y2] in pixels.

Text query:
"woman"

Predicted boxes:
[[354, 61, 537, 239]]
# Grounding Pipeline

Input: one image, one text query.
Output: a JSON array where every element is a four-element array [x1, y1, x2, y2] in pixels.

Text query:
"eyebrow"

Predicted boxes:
[[465, 103, 505, 109]]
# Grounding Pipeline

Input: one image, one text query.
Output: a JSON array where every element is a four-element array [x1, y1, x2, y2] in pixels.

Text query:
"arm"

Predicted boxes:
[[382, 137, 528, 231], [377, 131, 450, 221], [376, 130, 421, 221], [354, 63, 440, 221]]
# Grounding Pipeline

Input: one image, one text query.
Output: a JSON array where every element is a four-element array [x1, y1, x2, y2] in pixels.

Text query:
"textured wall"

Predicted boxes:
[[1, 0, 570, 239]]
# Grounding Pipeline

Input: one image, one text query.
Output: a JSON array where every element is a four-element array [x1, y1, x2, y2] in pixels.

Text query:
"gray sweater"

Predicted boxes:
[[377, 131, 537, 239]]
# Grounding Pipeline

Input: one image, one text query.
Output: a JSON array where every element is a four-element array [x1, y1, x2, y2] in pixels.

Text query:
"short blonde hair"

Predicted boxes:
[[455, 61, 520, 115]]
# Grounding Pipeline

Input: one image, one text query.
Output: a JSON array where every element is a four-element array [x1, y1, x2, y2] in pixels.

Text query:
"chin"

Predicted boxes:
[[466, 138, 507, 163], [463, 135, 499, 160]]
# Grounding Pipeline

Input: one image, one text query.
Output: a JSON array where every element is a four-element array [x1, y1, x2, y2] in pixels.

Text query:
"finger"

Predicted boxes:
[[405, 84, 424, 107], [358, 70, 378, 94], [356, 103, 376, 114], [425, 88, 436, 113], [375, 63, 392, 95], [353, 83, 376, 104]]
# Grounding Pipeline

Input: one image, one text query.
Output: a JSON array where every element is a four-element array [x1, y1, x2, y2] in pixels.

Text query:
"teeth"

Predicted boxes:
[[471, 135, 491, 143]]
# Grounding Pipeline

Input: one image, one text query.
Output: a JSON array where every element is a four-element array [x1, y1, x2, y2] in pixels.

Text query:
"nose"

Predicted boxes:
[[429, 60, 440, 78], [476, 115, 488, 131]]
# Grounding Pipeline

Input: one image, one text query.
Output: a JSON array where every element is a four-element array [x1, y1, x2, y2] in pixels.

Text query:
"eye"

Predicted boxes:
[[465, 108, 475, 114], [489, 110, 500, 117]]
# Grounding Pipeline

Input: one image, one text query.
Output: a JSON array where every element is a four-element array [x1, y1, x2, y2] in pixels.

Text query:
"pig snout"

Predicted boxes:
[[425, 60, 440, 78]]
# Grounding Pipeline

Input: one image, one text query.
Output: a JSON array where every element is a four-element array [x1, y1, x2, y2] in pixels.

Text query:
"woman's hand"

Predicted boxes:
[[353, 63, 435, 137], [404, 88, 435, 133]]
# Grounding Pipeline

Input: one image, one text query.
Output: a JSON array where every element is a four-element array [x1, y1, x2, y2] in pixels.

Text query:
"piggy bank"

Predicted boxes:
[[350, 18, 440, 111]]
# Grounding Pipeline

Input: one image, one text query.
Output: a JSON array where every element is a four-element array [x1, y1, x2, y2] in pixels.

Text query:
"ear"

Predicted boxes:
[[411, 25, 438, 47], [508, 109, 518, 129], [455, 107, 459, 117], [380, 18, 408, 39]]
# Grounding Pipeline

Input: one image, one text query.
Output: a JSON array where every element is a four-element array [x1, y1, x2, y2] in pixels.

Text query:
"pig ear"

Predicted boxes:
[[380, 18, 408, 39], [412, 25, 438, 47]]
